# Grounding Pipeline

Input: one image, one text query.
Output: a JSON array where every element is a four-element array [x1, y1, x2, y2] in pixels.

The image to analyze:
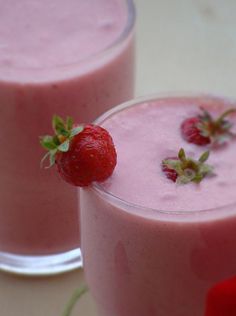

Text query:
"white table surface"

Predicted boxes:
[[1, 0, 236, 315]]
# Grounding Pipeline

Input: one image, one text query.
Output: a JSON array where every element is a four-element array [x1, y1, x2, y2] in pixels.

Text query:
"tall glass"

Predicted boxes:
[[80, 95, 236, 316], [0, 0, 135, 275]]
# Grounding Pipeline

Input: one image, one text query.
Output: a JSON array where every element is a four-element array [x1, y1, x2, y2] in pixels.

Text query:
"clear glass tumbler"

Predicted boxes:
[[0, 0, 135, 275], [80, 94, 236, 316]]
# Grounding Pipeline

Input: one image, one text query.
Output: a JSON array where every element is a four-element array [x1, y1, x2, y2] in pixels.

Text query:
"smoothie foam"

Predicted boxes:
[[0, 0, 127, 79], [81, 95, 236, 316], [101, 95, 236, 213]]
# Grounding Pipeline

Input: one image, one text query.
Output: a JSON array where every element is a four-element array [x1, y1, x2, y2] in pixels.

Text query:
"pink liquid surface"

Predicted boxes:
[[0, 0, 135, 255], [81, 95, 236, 316]]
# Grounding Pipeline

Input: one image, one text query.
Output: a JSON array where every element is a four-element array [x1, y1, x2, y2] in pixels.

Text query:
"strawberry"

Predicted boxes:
[[205, 276, 236, 316], [181, 117, 211, 146], [40, 116, 117, 187], [181, 108, 236, 146], [161, 157, 178, 182], [162, 148, 214, 184]]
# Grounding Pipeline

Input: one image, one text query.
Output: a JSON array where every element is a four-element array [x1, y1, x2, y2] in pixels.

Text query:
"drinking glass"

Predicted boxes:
[[0, 0, 135, 275], [80, 94, 236, 316]]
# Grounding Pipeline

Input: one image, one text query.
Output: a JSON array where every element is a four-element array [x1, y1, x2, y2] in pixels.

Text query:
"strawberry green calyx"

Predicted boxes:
[[40, 115, 83, 168], [197, 107, 236, 145], [162, 148, 214, 184]]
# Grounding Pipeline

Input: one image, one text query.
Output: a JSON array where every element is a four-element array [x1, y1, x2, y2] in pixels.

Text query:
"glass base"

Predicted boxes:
[[0, 248, 82, 276]]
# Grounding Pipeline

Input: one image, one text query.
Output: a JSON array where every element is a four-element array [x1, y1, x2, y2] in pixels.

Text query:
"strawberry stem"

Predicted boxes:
[[216, 108, 236, 125], [198, 107, 236, 145], [62, 286, 88, 316]]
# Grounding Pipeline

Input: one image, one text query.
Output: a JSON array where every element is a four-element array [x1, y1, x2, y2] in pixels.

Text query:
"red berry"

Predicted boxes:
[[56, 124, 117, 186], [205, 276, 236, 316], [162, 157, 178, 182], [181, 117, 211, 146]]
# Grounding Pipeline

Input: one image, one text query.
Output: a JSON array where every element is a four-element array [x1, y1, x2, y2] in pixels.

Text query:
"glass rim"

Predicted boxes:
[[0, 0, 135, 72], [90, 92, 236, 218]]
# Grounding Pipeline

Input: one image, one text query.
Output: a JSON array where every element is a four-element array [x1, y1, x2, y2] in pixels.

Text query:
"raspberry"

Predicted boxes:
[[181, 117, 211, 146], [205, 276, 236, 316], [161, 157, 178, 182], [40, 116, 117, 187], [56, 124, 117, 186]]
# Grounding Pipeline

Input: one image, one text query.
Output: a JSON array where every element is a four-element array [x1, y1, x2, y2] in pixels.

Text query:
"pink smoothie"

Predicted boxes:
[[81, 95, 236, 316], [0, 0, 135, 261]]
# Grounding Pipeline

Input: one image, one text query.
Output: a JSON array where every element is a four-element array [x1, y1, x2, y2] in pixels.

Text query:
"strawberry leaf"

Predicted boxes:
[[71, 126, 83, 137], [49, 149, 57, 167], [40, 152, 51, 168], [66, 116, 73, 130], [178, 148, 186, 161], [40, 115, 84, 169], [40, 135, 58, 150], [162, 149, 214, 185], [199, 151, 210, 163], [53, 115, 69, 136], [58, 140, 70, 152]]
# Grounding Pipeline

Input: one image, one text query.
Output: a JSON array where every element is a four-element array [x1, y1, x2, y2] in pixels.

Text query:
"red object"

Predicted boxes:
[[181, 117, 211, 146], [161, 157, 178, 182], [205, 276, 236, 316], [56, 124, 117, 186]]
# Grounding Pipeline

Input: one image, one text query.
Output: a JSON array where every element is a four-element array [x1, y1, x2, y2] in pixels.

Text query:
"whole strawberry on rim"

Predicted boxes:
[[181, 107, 236, 146], [40, 115, 117, 186]]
